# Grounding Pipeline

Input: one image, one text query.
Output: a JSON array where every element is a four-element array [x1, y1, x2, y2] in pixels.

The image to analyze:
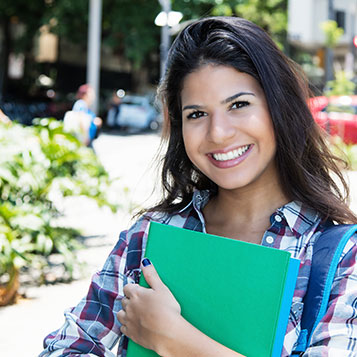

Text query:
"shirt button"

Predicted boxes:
[[274, 215, 282, 222], [266, 236, 274, 244]]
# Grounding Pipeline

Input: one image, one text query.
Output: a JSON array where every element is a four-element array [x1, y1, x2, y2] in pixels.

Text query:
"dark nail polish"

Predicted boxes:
[[142, 258, 151, 267]]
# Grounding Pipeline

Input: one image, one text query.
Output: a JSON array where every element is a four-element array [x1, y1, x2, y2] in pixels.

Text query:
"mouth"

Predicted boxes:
[[210, 145, 251, 162]]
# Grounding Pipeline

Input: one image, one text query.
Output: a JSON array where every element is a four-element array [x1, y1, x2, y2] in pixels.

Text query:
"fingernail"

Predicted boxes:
[[142, 258, 151, 267]]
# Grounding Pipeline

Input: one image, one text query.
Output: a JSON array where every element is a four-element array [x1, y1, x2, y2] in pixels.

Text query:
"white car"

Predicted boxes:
[[107, 95, 161, 131]]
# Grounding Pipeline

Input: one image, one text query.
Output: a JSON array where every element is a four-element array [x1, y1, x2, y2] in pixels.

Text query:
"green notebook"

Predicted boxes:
[[126, 222, 300, 357]]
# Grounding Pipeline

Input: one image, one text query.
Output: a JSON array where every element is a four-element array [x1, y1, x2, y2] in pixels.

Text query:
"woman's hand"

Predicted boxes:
[[117, 258, 182, 354]]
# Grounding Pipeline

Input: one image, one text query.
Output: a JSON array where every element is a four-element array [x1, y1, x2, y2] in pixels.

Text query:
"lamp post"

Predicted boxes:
[[325, 0, 334, 82], [155, 0, 182, 79], [159, 0, 170, 79], [87, 0, 102, 115]]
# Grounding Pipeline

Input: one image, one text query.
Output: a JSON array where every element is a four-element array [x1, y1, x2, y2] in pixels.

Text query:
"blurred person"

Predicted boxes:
[[40, 17, 357, 356], [0, 109, 11, 125], [72, 84, 102, 146], [106, 90, 122, 128]]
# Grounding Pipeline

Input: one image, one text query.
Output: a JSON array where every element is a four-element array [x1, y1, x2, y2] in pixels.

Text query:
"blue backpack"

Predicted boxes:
[[292, 224, 357, 355]]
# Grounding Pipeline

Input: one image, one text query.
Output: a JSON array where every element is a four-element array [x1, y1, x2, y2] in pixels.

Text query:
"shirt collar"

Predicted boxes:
[[179, 190, 321, 239], [178, 190, 210, 214], [277, 201, 321, 238]]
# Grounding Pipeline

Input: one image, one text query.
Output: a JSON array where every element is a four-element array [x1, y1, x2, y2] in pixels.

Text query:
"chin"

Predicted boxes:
[[209, 178, 251, 191]]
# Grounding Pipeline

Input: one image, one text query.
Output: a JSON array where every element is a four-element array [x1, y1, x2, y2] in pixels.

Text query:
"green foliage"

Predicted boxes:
[[42, 0, 89, 46], [212, 3, 234, 16], [320, 20, 344, 48], [45, 0, 162, 68], [329, 137, 357, 171], [209, 0, 288, 49], [235, 0, 287, 46], [0, 0, 51, 52], [0, 119, 118, 283], [0, 0, 288, 74], [325, 71, 356, 97], [43, 0, 288, 67]]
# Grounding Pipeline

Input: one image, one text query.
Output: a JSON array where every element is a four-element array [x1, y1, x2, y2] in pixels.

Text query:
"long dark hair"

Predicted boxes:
[[148, 16, 356, 224]]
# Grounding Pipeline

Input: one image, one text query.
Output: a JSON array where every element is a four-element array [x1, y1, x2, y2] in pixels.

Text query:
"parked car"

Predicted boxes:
[[107, 94, 162, 131], [309, 95, 357, 144]]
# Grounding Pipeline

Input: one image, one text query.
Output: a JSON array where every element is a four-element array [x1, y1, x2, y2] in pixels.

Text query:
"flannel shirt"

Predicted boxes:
[[40, 190, 357, 357]]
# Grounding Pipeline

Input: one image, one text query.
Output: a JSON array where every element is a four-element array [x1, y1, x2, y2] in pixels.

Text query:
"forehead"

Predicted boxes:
[[181, 65, 263, 104]]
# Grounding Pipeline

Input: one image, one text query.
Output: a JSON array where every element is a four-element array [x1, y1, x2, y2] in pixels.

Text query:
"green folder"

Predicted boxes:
[[126, 222, 300, 357]]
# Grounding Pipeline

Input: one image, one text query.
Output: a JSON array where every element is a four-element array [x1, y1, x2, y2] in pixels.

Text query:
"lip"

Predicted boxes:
[[207, 144, 253, 169], [209, 144, 250, 155]]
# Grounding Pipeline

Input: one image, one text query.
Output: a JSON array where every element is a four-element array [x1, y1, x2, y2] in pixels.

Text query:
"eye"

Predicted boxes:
[[230, 101, 250, 110], [186, 110, 207, 120]]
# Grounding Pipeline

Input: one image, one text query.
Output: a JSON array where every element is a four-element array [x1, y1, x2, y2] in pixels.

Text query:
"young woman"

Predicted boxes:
[[72, 84, 102, 146], [41, 17, 357, 356]]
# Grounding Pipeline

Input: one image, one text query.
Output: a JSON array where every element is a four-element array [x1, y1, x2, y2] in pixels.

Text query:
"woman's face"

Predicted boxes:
[[84, 87, 95, 105], [181, 64, 278, 192]]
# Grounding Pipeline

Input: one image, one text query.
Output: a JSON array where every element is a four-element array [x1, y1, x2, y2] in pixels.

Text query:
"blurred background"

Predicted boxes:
[[0, 0, 357, 355], [0, 0, 355, 123]]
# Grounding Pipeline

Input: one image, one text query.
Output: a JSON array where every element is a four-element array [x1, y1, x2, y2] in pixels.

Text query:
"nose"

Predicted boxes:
[[207, 111, 236, 144]]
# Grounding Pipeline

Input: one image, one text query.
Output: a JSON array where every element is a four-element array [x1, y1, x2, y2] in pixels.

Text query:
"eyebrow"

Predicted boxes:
[[182, 91, 256, 111], [221, 91, 256, 104]]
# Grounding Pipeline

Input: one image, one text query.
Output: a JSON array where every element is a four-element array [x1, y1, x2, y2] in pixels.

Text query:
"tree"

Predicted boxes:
[[320, 20, 344, 49], [0, 0, 51, 98], [0, 0, 288, 96], [325, 70, 356, 97], [320, 20, 344, 83], [44, 0, 162, 68], [44, 0, 288, 75], [211, 0, 288, 48]]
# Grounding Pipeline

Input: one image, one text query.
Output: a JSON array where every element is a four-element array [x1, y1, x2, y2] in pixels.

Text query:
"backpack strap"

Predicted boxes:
[[292, 224, 357, 355]]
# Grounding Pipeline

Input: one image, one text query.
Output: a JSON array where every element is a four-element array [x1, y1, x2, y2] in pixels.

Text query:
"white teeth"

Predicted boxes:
[[212, 145, 250, 161]]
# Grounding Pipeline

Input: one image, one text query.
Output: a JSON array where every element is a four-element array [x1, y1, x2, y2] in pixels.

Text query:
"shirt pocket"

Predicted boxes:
[[290, 301, 304, 328]]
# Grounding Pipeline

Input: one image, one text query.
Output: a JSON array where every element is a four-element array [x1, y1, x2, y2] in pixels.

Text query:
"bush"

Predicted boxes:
[[0, 119, 118, 304], [329, 136, 357, 171]]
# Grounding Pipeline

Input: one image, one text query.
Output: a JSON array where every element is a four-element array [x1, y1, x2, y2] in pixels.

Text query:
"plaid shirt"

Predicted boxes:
[[40, 190, 357, 357]]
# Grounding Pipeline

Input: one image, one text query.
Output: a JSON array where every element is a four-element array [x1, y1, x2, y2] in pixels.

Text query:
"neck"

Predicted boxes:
[[203, 174, 290, 242], [217, 183, 288, 222]]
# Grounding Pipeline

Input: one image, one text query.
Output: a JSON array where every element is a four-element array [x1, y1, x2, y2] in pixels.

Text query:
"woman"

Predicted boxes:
[[41, 17, 357, 356], [72, 84, 102, 146]]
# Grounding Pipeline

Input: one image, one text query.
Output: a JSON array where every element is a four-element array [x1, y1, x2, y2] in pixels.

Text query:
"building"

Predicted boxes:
[[288, 0, 357, 81]]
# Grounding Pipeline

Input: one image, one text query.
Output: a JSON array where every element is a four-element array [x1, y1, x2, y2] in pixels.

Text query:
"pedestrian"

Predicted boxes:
[[106, 90, 122, 129], [40, 17, 357, 356], [0, 109, 11, 124], [71, 84, 102, 146]]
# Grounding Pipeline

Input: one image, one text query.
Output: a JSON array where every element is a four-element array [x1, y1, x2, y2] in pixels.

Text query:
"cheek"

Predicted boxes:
[[182, 125, 194, 154], [255, 111, 275, 146], [182, 124, 201, 164], [262, 122, 277, 161], [266, 120, 276, 150]]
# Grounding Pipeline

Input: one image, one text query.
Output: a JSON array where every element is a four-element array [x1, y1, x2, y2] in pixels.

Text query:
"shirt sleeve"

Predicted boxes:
[[72, 100, 96, 120], [303, 235, 357, 356], [39, 216, 151, 356], [72, 100, 87, 113]]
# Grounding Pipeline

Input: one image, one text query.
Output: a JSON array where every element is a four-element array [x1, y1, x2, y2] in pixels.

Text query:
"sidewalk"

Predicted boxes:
[[0, 131, 356, 356]]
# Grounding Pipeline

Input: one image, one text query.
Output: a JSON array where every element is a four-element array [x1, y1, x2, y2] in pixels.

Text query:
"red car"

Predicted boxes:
[[309, 95, 357, 144]]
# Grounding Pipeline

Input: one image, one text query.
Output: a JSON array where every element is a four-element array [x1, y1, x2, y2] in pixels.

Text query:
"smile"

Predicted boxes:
[[212, 145, 251, 162]]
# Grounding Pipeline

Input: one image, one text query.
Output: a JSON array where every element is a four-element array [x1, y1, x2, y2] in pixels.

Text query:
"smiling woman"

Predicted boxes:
[[40, 17, 357, 357], [181, 66, 276, 193]]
